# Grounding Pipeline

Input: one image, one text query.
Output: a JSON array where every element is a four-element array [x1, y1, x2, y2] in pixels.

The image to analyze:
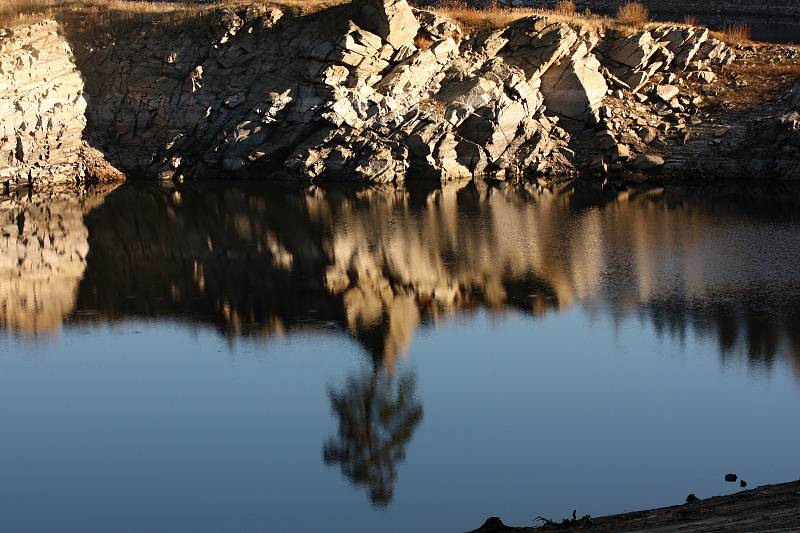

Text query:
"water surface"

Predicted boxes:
[[2, 181, 800, 532]]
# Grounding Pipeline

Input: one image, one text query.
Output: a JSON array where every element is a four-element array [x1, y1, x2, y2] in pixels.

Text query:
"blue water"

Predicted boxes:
[[1, 182, 799, 532]]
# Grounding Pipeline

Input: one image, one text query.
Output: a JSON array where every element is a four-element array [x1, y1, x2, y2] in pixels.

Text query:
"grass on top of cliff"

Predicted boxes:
[[427, 2, 610, 32], [1, 0, 614, 34], [0, 0, 347, 30], [0, 0, 204, 29]]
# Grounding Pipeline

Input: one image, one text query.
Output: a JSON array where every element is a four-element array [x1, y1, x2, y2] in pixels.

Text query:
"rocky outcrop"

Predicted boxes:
[[0, 21, 87, 190], [472, 0, 800, 45], [76, 1, 583, 182], [599, 26, 734, 93], [4, 0, 799, 186]]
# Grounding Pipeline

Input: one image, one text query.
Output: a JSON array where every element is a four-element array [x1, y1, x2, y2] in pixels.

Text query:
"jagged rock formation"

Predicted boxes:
[[71, 0, 749, 183], [599, 26, 734, 93], [76, 2, 583, 182], [0, 184, 118, 334], [0, 21, 87, 189], [3, 0, 800, 185]]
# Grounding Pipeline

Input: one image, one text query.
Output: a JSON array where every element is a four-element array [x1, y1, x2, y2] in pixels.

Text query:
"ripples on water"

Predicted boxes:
[[1, 181, 799, 532]]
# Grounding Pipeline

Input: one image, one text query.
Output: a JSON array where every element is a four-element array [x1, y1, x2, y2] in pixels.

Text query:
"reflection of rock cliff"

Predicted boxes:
[[0, 185, 117, 334], [323, 369, 423, 506], [71, 181, 800, 374]]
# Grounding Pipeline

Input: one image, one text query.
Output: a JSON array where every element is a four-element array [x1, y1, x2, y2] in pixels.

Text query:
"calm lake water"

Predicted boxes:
[[2, 181, 800, 532]]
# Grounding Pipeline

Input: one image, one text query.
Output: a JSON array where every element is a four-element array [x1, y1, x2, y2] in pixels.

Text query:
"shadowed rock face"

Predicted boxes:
[[0, 181, 779, 378]]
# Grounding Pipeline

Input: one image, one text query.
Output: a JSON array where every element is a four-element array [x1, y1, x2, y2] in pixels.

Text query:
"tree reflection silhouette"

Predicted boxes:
[[323, 369, 423, 506]]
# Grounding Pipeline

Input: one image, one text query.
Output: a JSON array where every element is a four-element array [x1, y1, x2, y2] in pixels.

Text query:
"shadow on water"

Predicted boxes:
[[3, 179, 800, 503]]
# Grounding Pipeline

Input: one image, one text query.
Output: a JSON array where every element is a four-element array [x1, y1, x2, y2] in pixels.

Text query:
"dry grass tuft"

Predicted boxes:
[[720, 22, 751, 44], [554, 0, 575, 15], [616, 1, 649, 28], [682, 15, 699, 27], [413, 33, 434, 49]]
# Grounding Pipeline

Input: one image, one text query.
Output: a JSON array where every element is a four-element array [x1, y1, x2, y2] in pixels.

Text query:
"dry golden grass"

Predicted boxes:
[[554, 0, 575, 15], [616, 1, 648, 28], [720, 22, 751, 44], [0, 0, 344, 31], [413, 33, 433, 49], [0, 1, 217, 29], [682, 15, 699, 27], [430, 2, 607, 33]]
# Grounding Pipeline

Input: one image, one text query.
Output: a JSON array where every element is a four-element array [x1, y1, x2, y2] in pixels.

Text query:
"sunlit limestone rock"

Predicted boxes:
[[598, 25, 735, 93], [0, 21, 87, 190], [73, 2, 578, 183], [353, 0, 420, 49], [497, 18, 608, 123], [541, 53, 608, 122]]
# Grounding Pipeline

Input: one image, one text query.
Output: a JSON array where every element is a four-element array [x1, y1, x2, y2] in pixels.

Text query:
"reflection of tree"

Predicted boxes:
[[323, 369, 423, 506]]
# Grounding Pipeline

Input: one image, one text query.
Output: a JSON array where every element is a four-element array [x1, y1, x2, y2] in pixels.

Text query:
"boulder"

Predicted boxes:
[[413, 9, 461, 42], [655, 84, 680, 102], [606, 31, 660, 70], [353, 0, 420, 49], [541, 55, 608, 121], [500, 19, 582, 81], [687, 70, 716, 83], [633, 154, 665, 170]]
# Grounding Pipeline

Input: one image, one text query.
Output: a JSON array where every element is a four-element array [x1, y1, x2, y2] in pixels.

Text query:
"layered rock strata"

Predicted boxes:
[[0, 21, 87, 189]]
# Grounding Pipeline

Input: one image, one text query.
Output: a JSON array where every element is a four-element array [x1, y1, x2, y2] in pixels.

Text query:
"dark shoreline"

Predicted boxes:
[[470, 478, 800, 532]]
